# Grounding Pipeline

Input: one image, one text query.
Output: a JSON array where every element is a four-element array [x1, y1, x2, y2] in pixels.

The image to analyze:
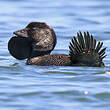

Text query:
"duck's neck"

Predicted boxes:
[[29, 51, 50, 58]]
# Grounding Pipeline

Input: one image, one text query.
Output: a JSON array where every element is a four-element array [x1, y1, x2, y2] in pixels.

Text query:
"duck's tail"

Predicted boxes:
[[69, 31, 106, 67]]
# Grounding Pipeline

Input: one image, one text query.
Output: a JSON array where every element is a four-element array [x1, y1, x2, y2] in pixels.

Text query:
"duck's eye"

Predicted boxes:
[[32, 27, 36, 30]]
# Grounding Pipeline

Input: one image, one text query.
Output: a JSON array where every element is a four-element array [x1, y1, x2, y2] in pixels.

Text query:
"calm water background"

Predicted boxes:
[[0, 0, 110, 110]]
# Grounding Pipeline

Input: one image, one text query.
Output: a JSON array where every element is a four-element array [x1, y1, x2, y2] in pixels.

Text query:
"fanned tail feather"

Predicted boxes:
[[69, 31, 106, 67]]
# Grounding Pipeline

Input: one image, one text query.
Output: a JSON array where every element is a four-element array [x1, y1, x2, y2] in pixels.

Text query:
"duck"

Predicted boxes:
[[8, 22, 106, 67]]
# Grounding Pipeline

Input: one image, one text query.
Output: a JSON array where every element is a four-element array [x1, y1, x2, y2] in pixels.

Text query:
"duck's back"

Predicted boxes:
[[27, 54, 71, 66]]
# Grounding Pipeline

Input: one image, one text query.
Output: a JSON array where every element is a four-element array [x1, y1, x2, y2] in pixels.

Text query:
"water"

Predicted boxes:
[[0, 0, 110, 110]]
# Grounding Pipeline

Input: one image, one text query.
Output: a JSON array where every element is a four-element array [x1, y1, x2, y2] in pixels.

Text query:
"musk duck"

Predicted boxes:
[[8, 22, 106, 67]]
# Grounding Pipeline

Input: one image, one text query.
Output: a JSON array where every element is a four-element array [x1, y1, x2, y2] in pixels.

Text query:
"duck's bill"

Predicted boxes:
[[13, 28, 28, 37], [8, 36, 31, 60]]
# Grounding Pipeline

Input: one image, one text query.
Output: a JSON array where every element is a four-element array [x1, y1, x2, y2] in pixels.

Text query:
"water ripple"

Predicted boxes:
[[0, 0, 110, 110]]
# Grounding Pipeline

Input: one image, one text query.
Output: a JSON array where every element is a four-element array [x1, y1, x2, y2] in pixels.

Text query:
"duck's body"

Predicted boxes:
[[27, 54, 71, 66], [8, 22, 106, 67]]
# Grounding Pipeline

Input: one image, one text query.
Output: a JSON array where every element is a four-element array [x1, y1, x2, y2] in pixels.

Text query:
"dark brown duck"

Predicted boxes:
[[8, 22, 106, 67]]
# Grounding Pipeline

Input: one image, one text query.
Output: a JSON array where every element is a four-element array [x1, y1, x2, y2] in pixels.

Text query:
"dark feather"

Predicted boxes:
[[100, 52, 105, 58], [84, 32, 88, 49], [90, 35, 94, 50], [77, 32, 85, 49], [98, 47, 106, 55], [95, 42, 103, 52], [73, 37, 82, 52], [72, 38, 80, 53], [86, 31, 90, 50], [100, 55, 107, 60]]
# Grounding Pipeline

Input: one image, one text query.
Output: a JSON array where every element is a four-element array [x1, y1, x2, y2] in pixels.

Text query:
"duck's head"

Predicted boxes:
[[8, 22, 56, 60]]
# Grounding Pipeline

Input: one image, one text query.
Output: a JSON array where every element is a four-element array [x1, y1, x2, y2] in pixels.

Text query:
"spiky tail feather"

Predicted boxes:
[[69, 31, 106, 67]]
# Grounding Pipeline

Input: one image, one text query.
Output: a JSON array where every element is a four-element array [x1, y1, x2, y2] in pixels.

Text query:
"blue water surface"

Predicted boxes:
[[0, 0, 110, 110]]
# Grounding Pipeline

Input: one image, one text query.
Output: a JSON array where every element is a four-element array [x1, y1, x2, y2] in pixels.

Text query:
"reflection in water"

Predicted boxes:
[[0, 0, 110, 110]]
